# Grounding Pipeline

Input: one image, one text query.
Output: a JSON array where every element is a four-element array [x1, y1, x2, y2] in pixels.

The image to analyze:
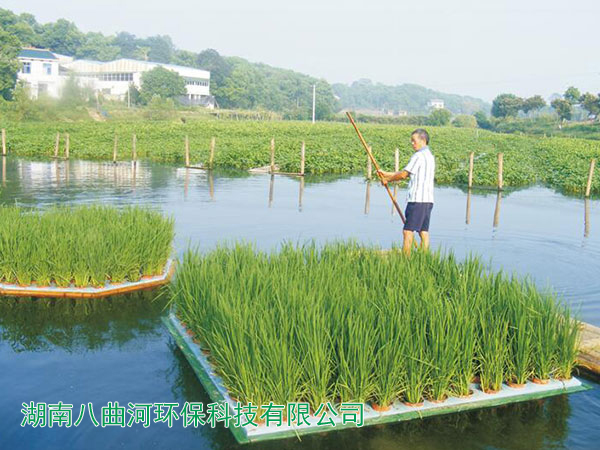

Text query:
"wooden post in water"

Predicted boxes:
[[209, 137, 215, 169], [364, 181, 371, 214], [366, 146, 372, 179], [468, 152, 474, 188], [466, 189, 472, 225], [585, 198, 590, 238], [185, 135, 190, 168], [132, 133, 137, 165], [113, 135, 118, 163], [394, 148, 399, 172], [300, 141, 306, 176], [65, 133, 70, 159], [270, 137, 275, 174], [1, 129, 6, 156], [497, 153, 503, 190], [585, 159, 596, 197], [54, 132, 60, 158]]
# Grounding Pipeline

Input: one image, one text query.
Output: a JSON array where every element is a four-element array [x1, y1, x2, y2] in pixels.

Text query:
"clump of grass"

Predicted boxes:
[[0, 205, 174, 288], [169, 242, 581, 408]]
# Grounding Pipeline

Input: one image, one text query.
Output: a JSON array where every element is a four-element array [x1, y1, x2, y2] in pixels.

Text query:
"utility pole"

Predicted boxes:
[[312, 84, 316, 124]]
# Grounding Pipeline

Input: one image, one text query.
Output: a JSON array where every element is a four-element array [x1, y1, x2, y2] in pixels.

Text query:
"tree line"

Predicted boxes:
[[0, 8, 338, 119], [491, 88, 600, 122]]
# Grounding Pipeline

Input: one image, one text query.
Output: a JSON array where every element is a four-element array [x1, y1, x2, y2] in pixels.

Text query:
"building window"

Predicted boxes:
[[43, 63, 52, 75], [21, 62, 31, 74]]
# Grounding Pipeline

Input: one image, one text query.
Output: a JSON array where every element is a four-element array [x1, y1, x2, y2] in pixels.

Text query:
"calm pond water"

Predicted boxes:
[[1, 158, 599, 449]]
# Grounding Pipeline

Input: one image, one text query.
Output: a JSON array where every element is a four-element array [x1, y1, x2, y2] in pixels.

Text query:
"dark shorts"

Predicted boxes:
[[404, 202, 433, 232]]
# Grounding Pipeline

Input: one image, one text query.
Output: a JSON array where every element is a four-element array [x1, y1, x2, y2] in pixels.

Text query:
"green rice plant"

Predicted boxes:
[[507, 312, 534, 385], [554, 306, 580, 380], [531, 295, 560, 381], [477, 312, 510, 393]]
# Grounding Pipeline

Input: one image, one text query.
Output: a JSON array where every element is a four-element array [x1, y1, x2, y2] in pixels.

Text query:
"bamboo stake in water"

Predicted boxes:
[[270, 137, 275, 174], [585, 158, 596, 197], [132, 133, 137, 165], [65, 133, 70, 159], [54, 132, 60, 158], [468, 152, 474, 188], [185, 135, 190, 168], [113, 135, 118, 163], [497, 153, 503, 190], [1, 129, 6, 156], [300, 141, 306, 176], [209, 137, 215, 169]]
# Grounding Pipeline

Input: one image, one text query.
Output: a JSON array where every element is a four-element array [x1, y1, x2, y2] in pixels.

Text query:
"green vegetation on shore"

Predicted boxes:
[[170, 242, 580, 408], [0, 205, 174, 287], [1, 118, 599, 194]]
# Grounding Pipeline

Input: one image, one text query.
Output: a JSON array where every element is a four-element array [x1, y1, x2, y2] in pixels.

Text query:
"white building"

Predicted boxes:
[[428, 99, 445, 110], [17, 48, 63, 98], [17, 48, 214, 107]]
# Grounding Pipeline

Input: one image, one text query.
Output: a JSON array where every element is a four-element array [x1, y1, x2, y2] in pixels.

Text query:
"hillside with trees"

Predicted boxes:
[[0, 8, 338, 119], [332, 79, 490, 115]]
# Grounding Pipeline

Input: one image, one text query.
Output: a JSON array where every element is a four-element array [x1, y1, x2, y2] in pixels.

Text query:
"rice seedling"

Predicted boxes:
[[0, 205, 174, 289], [169, 242, 580, 410]]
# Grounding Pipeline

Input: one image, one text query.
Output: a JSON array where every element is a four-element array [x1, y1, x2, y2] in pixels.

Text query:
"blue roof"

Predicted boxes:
[[18, 49, 57, 60]]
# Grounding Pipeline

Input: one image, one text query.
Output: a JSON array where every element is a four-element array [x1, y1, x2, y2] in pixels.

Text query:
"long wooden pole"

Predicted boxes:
[[270, 137, 275, 174], [209, 137, 215, 169], [394, 148, 400, 172], [54, 132, 60, 158], [468, 152, 474, 188], [185, 135, 190, 168], [585, 158, 596, 197], [1, 129, 6, 156], [113, 135, 118, 163], [497, 153, 503, 190], [300, 141, 305, 176], [346, 112, 407, 223]]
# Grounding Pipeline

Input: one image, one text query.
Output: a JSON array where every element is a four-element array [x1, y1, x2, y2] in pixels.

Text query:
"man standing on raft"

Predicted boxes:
[[378, 129, 435, 255]]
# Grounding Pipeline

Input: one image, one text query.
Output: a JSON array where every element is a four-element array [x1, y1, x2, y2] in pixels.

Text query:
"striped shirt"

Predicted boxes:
[[403, 146, 435, 203]]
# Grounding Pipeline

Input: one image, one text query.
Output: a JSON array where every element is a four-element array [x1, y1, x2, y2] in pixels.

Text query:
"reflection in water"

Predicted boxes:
[[299, 177, 304, 212], [208, 171, 214, 201], [493, 191, 502, 228], [268, 174, 274, 208], [0, 290, 165, 353], [585, 198, 590, 238], [466, 189, 472, 225], [364, 181, 371, 215], [184, 167, 190, 200]]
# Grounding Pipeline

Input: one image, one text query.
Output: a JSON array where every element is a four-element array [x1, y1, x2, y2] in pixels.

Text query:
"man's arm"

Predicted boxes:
[[378, 170, 410, 183]]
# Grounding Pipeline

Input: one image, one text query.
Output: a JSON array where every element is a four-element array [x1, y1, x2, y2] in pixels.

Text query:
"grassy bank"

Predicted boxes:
[[0, 205, 174, 287], [169, 242, 580, 409], [1, 118, 599, 194]]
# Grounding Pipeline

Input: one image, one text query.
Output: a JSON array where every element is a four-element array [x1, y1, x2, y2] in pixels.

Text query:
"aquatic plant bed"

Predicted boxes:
[[164, 311, 586, 444], [167, 242, 587, 442], [0, 205, 174, 296]]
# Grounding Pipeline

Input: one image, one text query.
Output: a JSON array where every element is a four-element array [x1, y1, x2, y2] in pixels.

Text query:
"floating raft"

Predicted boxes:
[[0, 259, 175, 299], [579, 322, 600, 376], [164, 311, 588, 444]]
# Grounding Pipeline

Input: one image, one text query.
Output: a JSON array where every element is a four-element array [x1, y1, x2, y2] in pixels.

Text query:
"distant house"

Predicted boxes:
[[16, 48, 214, 108], [397, 110, 408, 117], [17, 48, 63, 98], [428, 99, 445, 110]]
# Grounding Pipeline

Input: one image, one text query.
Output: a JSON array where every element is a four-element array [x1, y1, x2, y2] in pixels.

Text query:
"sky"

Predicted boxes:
[[3, 0, 600, 101]]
